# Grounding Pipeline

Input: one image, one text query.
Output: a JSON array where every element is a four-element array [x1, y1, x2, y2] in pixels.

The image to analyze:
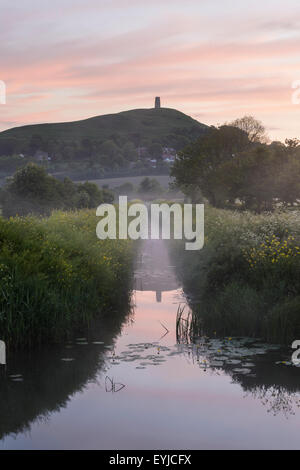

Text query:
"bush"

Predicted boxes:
[[0, 210, 133, 349], [171, 206, 300, 343]]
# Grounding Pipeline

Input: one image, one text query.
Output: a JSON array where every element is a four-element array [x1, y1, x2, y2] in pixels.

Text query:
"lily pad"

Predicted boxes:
[[232, 368, 252, 374], [210, 360, 224, 366]]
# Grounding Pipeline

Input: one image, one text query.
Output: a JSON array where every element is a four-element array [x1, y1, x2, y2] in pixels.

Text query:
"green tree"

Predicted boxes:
[[228, 115, 268, 144], [99, 140, 120, 158], [171, 125, 250, 205], [8, 163, 58, 202], [138, 177, 162, 195], [210, 145, 300, 212], [123, 142, 138, 161], [0, 164, 114, 216], [77, 181, 114, 207], [149, 143, 163, 159], [115, 182, 135, 195]]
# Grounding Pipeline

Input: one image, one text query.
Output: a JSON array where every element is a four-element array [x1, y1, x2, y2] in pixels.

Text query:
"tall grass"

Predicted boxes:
[[0, 210, 134, 349], [171, 207, 300, 344], [176, 304, 202, 344]]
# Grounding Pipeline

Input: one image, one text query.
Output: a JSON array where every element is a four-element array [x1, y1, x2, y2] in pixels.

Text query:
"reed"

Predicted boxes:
[[176, 304, 203, 343], [0, 209, 134, 349]]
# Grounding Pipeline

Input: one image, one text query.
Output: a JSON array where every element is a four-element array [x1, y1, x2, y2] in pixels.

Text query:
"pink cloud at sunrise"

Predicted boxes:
[[1, 0, 300, 140]]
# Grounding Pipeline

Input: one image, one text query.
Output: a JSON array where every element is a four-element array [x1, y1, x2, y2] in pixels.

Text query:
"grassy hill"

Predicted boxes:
[[0, 107, 209, 179], [0, 108, 208, 145]]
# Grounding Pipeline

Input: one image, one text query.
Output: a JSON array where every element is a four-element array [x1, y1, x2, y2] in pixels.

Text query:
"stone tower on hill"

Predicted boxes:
[[155, 97, 161, 108]]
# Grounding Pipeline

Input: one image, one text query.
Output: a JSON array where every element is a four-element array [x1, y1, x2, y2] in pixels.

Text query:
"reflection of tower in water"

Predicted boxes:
[[134, 239, 179, 303]]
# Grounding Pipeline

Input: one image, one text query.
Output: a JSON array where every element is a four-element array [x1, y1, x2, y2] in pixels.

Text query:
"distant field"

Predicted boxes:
[[86, 174, 173, 190]]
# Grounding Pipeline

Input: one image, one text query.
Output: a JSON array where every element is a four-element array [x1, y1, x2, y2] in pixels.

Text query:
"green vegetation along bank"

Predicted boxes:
[[171, 207, 300, 344], [0, 163, 114, 217], [0, 210, 134, 349]]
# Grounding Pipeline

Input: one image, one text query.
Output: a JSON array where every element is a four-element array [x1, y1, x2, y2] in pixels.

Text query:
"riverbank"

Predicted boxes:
[[171, 207, 300, 344], [0, 210, 134, 349]]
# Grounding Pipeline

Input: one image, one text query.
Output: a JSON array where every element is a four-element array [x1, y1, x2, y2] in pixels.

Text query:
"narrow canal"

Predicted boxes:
[[0, 239, 300, 449]]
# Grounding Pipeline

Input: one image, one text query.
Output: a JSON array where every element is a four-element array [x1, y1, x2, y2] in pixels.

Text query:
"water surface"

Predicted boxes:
[[0, 241, 300, 450]]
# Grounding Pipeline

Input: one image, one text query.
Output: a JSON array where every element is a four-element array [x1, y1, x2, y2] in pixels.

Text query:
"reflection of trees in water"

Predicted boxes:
[[176, 318, 300, 418], [0, 347, 105, 439], [0, 297, 132, 441], [242, 385, 300, 418], [232, 358, 300, 418]]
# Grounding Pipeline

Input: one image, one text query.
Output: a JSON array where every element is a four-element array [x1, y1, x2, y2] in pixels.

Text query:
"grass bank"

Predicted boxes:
[[171, 207, 300, 344], [0, 210, 134, 349]]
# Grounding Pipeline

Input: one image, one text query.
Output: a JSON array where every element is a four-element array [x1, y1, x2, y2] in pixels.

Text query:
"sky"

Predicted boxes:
[[1, 0, 300, 141]]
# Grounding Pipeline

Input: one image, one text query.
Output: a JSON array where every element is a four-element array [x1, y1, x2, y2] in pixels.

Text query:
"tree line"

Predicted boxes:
[[0, 164, 114, 217], [0, 127, 198, 174], [171, 116, 300, 212]]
